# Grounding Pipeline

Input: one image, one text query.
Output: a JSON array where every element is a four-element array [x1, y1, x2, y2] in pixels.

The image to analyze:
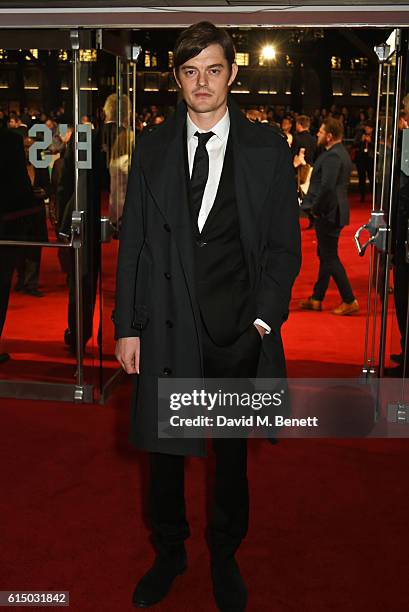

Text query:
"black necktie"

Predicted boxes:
[[190, 131, 214, 224]]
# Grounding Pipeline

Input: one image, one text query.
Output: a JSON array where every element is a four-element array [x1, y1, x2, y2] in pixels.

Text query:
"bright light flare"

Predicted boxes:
[[261, 45, 276, 61]]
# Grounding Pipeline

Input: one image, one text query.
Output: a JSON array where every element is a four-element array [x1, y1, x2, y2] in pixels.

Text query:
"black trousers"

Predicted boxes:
[[312, 220, 355, 304], [393, 218, 409, 356], [0, 245, 18, 339], [356, 154, 374, 201], [15, 207, 48, 292], [149, 321, 262, 560], [16, 246, 42, 291]]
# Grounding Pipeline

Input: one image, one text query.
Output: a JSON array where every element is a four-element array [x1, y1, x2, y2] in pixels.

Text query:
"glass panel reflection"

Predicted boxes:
[[0, 118, 77, 379], [100, 56, 135, 390], [0, 41, 98, 387]]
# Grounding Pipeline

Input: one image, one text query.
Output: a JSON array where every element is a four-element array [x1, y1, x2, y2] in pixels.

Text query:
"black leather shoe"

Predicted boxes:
[[391, 353, 403, 365], [385, 364, 409, 378], [132, 552, 187, 608], [211, 557, 247, 611], [25, 288, 45, 297]]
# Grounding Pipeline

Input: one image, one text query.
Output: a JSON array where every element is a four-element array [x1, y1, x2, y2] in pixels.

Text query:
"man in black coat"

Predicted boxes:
[[300, 117, 359, 315], [0, 126, 35, 362], [115, 22, 301, 611], [292, 114, 317, 227]]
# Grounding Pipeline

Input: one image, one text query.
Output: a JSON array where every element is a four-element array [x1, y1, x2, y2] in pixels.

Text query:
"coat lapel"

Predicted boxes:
[[139, 102, 200, 327], [228, 97, 276, 258], [140, 103, 188, 228]]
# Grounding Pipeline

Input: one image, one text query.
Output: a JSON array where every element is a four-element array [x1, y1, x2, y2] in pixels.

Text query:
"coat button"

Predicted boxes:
[[164, 272, 171, 280], [163, 367, 172, 376], [165, 320, 173, 328], [163, 223, 171, 232], [196, 240, 207, 247]]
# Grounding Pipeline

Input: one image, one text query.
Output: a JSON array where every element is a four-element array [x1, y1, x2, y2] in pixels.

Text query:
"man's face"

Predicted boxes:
[[399, 116, 408, 130], [281, 118, 292, 133], [8, 118, 17, 128], [317, 124, 329, 147], [174, 43, 237, 115]]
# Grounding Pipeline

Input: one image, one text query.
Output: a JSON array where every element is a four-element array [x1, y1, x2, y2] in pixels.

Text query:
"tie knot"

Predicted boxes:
[[195, 131, 214, 147]]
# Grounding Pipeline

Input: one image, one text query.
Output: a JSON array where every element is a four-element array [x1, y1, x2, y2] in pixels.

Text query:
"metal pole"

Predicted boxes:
[[379, 30, 403, 378], [379, 65, 391, 214], [363, 62, 383, 374], [71, 31, 85, 400], [117, 56, 122, 129], [372, 63, 383, 213], [125, 59, 130, 152], [132, 62, 136, 152]]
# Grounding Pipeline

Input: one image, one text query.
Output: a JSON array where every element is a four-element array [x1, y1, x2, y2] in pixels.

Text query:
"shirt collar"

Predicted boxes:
[[187, 108, 230, 144]]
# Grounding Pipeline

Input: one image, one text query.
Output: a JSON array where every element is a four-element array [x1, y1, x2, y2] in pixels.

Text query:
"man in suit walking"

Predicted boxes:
[[115, 22, 301, 611], [300, 117, 359, 315]]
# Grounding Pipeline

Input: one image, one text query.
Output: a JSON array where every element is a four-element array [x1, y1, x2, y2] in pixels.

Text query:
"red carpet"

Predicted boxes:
[[1, 398, 409, 611], [1, 194, 409, 611]]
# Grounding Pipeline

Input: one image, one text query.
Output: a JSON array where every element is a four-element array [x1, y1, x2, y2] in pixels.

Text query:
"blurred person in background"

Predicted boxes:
[[8, 113, 28, 139], [109, 129, 134, 232], [281, 115, 294, 146], [0, 122, 36, 362], [354, 120, 375, 202], [292, 115, 317, 166]]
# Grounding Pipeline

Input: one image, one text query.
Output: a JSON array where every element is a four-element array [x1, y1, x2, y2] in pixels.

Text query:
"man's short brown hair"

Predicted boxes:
[[322, 117, 344, 140], [296, 115, 311, 130], [173, 21, 236, 74]]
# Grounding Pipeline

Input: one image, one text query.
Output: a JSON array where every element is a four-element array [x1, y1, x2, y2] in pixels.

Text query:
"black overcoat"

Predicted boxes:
[[114, 97, 301, 457], [303, 142, 352, 227]]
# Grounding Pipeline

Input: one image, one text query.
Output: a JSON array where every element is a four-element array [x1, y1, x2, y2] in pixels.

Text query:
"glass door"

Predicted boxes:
[[352, 28, 409, 427], [99, 54, 137, 401], [0, 29, 97, 401], [356, 29, 403, 379]]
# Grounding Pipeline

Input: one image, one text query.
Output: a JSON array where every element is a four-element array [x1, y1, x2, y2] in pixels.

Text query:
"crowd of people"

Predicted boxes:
[[0, 100, 375, 140]]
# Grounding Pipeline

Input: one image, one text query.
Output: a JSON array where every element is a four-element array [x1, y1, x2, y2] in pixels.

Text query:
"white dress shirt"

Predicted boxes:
[[186, 109, 270, 335], [187, 110, 230, 233]]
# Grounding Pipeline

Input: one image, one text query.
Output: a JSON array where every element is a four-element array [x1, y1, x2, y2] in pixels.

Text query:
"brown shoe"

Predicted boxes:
[[332, 300, 359, 315], [299, 297, 322, 311]]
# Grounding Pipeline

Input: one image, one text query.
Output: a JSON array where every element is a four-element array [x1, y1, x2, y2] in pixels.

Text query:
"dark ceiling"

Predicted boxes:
[[0, 0, 407, 6]]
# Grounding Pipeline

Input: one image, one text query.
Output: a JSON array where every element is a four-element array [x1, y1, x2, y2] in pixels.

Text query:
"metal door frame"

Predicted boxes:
[[0, 27, 135, 403], [355, 29, 407, 385], [0, 29, 96, 403]]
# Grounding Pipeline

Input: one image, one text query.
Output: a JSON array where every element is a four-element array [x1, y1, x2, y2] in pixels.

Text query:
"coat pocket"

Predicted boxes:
[[132, 247, 152, 331]]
